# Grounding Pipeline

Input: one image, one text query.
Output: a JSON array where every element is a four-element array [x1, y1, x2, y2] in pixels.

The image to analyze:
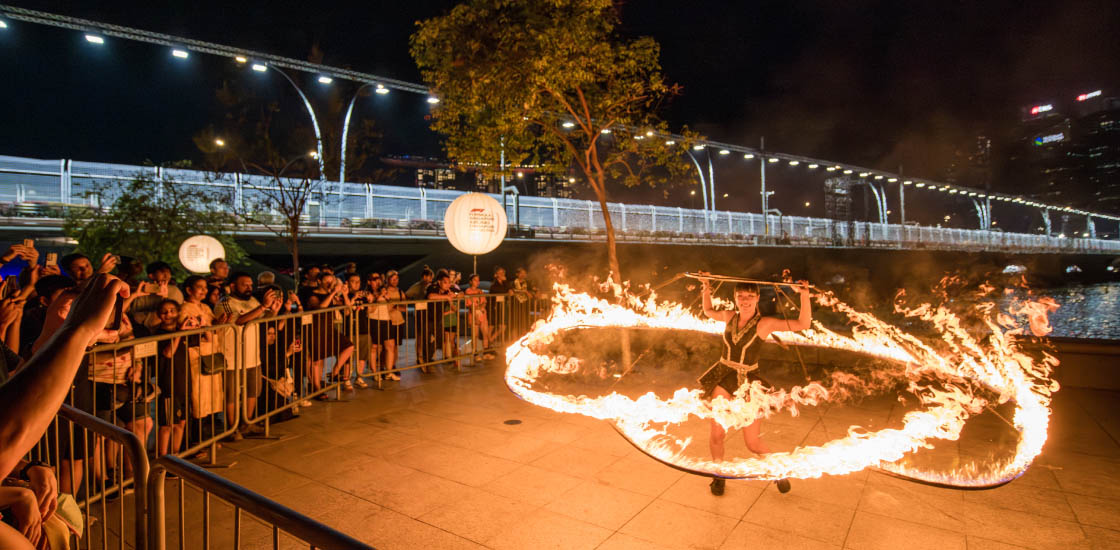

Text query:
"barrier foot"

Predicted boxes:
[[195, 442, 235, 469], [245, 418, 283, 441]]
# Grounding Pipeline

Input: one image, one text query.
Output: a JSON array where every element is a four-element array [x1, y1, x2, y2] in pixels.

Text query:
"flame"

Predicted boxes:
[[504, 278, 1060, 488]]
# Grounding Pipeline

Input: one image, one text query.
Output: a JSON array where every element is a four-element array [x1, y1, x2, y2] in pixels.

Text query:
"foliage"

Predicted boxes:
[[411, 0, 698, 278], [63, 165, 245, 279]]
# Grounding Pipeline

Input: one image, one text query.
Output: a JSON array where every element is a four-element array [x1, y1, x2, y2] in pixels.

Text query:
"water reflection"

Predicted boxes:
[[1046, 283, 1120, 340]]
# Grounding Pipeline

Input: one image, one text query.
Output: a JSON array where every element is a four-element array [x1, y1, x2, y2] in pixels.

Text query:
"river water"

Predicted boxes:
[[1044, 282, 1120, 340]]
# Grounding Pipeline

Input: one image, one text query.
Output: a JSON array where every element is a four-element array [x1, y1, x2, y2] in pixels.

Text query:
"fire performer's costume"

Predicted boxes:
[[698, 310, 765, 399]]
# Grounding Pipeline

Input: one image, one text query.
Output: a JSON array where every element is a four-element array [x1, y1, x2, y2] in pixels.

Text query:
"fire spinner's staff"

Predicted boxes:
[[697, 272, 812, 496]]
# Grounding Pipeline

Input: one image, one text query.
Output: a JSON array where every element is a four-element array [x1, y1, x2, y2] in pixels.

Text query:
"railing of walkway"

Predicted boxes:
[[1, 154, 1117, 254]]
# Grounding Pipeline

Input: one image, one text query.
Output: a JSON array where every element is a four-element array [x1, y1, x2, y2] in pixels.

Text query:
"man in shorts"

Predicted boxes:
[[215, 272, 279, 440]]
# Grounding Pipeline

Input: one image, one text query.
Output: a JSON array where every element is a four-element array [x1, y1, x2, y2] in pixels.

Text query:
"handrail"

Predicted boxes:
[[147, 456, 373, 550], [53, 404, 149, 549]]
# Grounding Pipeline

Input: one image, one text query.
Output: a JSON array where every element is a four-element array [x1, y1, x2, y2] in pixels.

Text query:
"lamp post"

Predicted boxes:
[[258, 65, 326, 180]]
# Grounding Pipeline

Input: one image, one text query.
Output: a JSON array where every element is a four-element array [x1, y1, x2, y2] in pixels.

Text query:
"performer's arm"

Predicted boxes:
[[699, 274, 732, 321]]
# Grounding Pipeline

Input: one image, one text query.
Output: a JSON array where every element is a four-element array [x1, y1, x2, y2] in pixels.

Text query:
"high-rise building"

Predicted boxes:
[[1001, 91, 1120, 215]]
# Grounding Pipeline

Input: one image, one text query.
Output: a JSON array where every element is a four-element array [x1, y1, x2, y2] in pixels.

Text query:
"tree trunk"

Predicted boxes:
[[591, 183, 631, 370], [289, 219, 301, 288]]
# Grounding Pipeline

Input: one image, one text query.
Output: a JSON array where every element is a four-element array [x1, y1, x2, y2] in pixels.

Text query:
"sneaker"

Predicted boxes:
[[223, 431, 243, 442], [299, 399, 313, 407], [354, 377, 369, 388], [387, 373, 401, 381], [709, 477, 725, 496], [343, 381, 354, 391], [776, 478, 792, 493]]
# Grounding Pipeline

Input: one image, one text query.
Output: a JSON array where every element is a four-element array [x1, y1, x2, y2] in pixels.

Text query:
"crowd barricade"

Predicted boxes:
[[147, 455, 372, 550], [29, 404, 148, 550], [238, 292, 553, 431], [74, 324, 241, 467]]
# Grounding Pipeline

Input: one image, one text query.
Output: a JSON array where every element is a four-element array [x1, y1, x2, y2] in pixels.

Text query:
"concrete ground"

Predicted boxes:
[[151, 360, 1120, 550]]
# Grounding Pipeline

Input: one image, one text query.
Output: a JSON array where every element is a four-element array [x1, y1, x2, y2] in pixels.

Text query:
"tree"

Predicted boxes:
[[63, 165, 245, 279], [198, 113, 323, 285], [411, 0, 695, 281]]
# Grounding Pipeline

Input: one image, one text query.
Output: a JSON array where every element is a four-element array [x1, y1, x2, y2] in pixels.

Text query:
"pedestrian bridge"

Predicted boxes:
[[1, 154, 1117, 255]]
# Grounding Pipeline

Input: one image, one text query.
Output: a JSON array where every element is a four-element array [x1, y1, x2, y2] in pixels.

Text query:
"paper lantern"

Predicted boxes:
[[178, 235, 226, 273], [443, 193, 508, 255]]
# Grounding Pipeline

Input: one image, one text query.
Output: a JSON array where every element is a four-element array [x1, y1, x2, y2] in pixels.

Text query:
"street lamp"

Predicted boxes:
[[213, 138, 225, 147], [340, 82, 391, 183], [250, 63, 325, 178], [171, 48, 189, 59], [85, 34, 104, 44]]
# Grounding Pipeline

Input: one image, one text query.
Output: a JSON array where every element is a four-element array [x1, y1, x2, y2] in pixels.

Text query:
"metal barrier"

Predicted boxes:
[[239, 292, 552, 433], [147, 455, 372, 550], [75, 323, 241, 467], [29, 404, 149, 550]]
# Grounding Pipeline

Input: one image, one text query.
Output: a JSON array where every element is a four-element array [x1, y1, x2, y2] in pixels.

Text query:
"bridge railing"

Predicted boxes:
[[1, 154, 1117, 254]]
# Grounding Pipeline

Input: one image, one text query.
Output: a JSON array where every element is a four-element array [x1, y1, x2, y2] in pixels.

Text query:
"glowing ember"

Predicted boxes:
[[503, 278, 1059, 488]]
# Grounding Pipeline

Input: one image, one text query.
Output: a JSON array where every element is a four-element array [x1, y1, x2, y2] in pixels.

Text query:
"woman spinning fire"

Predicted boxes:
[[697, 273, 812, 496]]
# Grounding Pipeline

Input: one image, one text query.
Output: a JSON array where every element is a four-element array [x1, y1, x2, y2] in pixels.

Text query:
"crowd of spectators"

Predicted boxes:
[[0, 239, 544, 548]]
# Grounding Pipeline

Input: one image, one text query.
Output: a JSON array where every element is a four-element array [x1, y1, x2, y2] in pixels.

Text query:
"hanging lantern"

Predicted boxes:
[[178, 235, 226, 273], [443, 193, 508, 255]]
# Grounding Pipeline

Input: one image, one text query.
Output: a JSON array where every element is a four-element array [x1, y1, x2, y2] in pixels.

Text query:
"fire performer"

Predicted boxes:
[[697, 273, 812, 496]]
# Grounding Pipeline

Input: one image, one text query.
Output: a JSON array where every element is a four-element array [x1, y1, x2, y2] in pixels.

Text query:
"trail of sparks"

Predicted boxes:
[[503, 281, 1058, 487]]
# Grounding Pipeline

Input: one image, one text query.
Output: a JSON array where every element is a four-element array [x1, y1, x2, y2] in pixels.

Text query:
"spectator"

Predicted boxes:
[[152, 299, 191, 457], [305, 274, 355, 393], [214, 272, 277, 441], [406, 267, 435, 367], [60, 252, 116, 285], [0, 274, 128, 480], [464, 273, 494, 359], [128, 261, 184, 329], [380, 271, 405, 381], [488, 266, 510, 343], [511, 267, 533, 333], [179, 275, 227, 451], [204, 285, 223, 311], [427, 271, 461, 369], [116, 256, 145, 290], [257, 271, 276, 287], [344, 273, 372, 388], [19, 275, 76, 359], [207, 258, 230, 292]]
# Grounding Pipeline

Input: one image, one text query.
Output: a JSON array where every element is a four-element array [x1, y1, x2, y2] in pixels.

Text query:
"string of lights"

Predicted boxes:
[[0, 4, 1116, 224]]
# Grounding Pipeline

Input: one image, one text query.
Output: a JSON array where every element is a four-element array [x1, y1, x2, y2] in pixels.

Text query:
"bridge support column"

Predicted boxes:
[[1042, 210, 1052, 236]]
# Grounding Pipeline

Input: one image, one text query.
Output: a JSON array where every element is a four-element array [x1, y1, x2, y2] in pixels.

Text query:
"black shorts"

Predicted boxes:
[[159, 396, 188, 424], [699, 362, 771, 400]]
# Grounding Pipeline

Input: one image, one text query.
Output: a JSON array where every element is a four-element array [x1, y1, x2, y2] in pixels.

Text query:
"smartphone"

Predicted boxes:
[[142, 281, 160, 293], [105, 295, 124, 331], [46, 252, 58, 267], [0, 276, 19, 300], [22, 239, 33, 248]]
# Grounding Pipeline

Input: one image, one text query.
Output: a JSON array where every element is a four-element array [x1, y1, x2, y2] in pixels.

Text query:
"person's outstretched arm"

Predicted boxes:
[[0, 274, 128, 479]]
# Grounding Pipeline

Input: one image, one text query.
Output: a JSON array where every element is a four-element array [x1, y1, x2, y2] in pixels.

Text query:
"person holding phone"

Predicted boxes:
[[127, 262, 183, 329]]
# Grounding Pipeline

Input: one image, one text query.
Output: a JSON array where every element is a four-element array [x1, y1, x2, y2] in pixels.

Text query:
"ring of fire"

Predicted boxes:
[[503, 283, 1058, 489]]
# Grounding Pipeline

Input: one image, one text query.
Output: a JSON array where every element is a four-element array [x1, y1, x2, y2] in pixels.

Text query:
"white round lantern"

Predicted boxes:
[[178, 235, 226, 274], [443, 193, 508, 255]]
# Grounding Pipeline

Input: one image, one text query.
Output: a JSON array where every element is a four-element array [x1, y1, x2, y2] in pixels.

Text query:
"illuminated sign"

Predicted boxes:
[[1029, 104, 1053, 115], [1076, 90, 1102, 101], [1033, 133, 1065, 146]]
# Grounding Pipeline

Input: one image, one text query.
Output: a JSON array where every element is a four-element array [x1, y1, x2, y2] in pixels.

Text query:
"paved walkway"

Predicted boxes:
[[177, 361, 1119, 549]]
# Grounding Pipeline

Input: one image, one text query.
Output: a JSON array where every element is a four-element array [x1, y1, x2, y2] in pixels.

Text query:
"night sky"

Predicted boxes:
[[1, 0, 1117, 225]]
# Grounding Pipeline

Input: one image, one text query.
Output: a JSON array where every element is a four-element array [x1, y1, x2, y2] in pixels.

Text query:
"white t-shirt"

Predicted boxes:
[[215, 295, 264, 369]]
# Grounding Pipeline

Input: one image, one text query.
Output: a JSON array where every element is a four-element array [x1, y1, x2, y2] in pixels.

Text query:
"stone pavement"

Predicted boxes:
[[188, 361, 1120, 549]]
